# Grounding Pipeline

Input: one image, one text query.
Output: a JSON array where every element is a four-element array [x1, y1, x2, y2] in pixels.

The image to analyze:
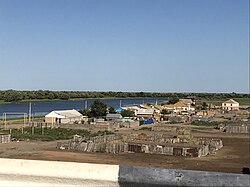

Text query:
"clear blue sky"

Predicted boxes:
[[0, 0, 249, 93]]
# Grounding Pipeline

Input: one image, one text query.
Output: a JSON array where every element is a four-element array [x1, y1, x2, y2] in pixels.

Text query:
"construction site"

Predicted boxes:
[[57, 127, 223, 157]]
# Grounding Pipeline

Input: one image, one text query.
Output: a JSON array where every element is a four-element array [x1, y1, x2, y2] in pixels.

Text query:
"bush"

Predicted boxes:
[[121, 109, 134, 117], [140, 127, 152, 131], [191, 121, 219, 126], [0, 127, 93, 141]]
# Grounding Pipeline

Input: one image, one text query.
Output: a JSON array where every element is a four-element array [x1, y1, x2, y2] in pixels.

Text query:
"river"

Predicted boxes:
[[0, 98, 167, 118]]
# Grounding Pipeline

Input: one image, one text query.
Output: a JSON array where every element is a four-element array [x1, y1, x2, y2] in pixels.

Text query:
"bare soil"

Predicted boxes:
[[0, 129, 249, 174]]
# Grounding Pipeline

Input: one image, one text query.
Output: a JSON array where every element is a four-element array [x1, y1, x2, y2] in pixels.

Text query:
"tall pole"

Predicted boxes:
[[120, 100, 122, 108], [23, 114, 25, 128], [4, 113, 7, 130], [29, 102, 31, 124], [2, 113, 4, 129], [85, 100, 88, 109]]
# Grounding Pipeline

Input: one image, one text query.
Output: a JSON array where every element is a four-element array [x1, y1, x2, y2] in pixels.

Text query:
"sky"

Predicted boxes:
[[0, 0, 249, 93]]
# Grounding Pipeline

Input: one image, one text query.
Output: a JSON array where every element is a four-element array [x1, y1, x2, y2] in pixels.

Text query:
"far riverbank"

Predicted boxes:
[[0, 97, 163, 105]]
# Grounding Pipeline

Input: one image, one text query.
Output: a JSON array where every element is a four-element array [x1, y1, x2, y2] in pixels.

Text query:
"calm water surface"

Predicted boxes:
[[0, 98, 167, 118]]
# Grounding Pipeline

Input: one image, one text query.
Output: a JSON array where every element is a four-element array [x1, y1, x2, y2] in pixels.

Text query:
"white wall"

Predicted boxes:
[[0, 158, 119, 186]]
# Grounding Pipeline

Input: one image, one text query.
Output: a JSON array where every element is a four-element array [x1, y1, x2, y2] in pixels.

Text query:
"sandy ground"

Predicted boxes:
[[0, 128, 249, 174]]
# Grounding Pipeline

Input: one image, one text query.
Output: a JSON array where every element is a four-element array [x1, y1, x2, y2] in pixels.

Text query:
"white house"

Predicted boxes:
[[166, 101, 195, 113], [222, 99, 239, 111], [135, 108, 155, 118], [45, 109, 85, 124], [179, 99, 195, 105], [106, 113, 123, 121]]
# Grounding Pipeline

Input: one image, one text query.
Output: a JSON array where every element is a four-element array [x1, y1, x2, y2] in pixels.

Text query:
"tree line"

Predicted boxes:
[[0, 90, 248, 102]]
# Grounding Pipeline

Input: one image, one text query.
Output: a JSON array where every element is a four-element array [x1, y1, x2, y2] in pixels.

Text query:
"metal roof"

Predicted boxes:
[[45, 109, 83, 118], [106, 113, 123, 118], [223, 99, 239, 104]]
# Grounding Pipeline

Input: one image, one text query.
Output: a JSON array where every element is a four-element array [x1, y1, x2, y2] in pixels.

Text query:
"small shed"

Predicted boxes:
[[115, 107, 124, 113], [0, 134, 11, 143], [135, 109, 154, 118], [106, 113, 123, 121]]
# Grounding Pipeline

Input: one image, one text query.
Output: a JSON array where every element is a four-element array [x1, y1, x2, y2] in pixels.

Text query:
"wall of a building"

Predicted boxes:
[[44, 117, 55, 123]]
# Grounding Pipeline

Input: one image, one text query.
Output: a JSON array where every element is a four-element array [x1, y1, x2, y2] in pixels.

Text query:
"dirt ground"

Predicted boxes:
[[0, 128, 249, 174]]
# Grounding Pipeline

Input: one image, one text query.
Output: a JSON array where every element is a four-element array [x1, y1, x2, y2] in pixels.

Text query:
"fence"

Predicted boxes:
[[57, 134, 223, 157], [226, 125, 250, 134], [0, 134, 11, 143]]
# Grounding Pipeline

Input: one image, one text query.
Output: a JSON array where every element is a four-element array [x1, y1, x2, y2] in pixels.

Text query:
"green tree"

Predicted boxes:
[[108, 106, 116, 113], [167, 96, 179, 104], [79, 109, 90, 117], [3, 90, 22, 102], [89, 100, 107, 117], [161, 109, 171, 115], [121, 109, 134, 117], [201, 102, 208, 110]]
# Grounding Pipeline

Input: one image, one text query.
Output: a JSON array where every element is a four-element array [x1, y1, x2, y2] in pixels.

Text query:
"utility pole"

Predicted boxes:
[[85, 100, 88, 109], [28, 102, 32, 124]]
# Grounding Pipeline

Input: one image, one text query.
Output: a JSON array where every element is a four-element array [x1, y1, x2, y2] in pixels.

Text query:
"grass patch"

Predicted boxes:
[[233, 98, 250, 105], [0, 127, 113, 141], [191, 127, 214, 132], [202, 97, 250, 106], [191, 121, 219, 126], [139, 127, 152, 131]]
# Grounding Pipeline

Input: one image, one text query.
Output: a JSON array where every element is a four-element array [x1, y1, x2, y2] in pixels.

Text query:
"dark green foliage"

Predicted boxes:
[[91, 130, 114, 137], [0, 127, 113, 141], [121, 109, 134, 117], [167, 96, 179, 104], [79, 109, 90, 117], [108, 106, 116, 113], [89, 100, 107, 117], [161, 109, 171, 115], [191, 121, 219, 126], [201, 102, 208, 110], [140, 127, 151, 131], [0, 90, 249, 103]]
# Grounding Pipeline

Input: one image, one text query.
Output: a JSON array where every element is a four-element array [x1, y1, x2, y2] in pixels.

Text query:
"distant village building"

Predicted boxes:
[[139, 104, 161, 114], [122, 105, 141, 112], [135, 108, 155, 119], [45, 109, 85, 124], [115, 107, 124, 113], [106, 113, 123, 121], [222, 99, 239, 111], [166, 101, 195, 113], [179, 98, 195, 105], [195, 110, 215, 117]]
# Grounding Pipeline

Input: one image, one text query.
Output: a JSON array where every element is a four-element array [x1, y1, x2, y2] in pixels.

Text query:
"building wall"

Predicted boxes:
[[222, 103, 239, 111], [45, 117, 83, 124], [61, 117, 82, 124], [44, 117, 55, 124]]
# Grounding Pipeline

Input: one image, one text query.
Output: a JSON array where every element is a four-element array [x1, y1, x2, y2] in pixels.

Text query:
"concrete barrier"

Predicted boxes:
[[0, 158, 249, 186], [0, 158, 119, 186], [119, 165, 250, 186]]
